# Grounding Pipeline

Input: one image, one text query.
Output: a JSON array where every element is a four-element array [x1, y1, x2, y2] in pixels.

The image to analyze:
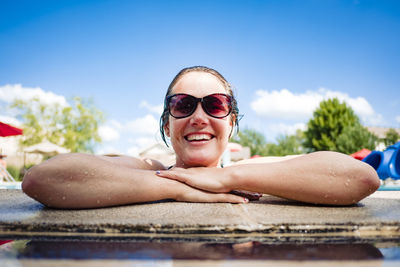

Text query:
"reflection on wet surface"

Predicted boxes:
[[1, 239, 399, 261]]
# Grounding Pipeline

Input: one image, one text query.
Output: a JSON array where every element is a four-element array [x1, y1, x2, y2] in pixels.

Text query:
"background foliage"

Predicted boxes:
[[383, 128, 400, 147], [233, 98, 392, 156], [303, 98, 378, 154], [11, 97, 104, 153]]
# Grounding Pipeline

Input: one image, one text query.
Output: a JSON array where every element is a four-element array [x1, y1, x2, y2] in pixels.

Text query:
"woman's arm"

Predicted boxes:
[[22, 153, 247, 209], [156, 151, 380, 205]]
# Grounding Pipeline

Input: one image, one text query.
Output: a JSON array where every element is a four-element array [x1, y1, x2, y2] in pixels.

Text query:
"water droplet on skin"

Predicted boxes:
[[97, 200, 100, 204], [334, 200, 338, 203], [62, 196, 66, 200], [324, 194, 329, 199], [84, 171, 88, 175], [67, 184, 71, 187]]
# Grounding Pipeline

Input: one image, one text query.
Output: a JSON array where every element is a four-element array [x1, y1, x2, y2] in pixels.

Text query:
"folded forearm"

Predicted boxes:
[[227, 151, 380, 205], [22, 154, 176, 208]]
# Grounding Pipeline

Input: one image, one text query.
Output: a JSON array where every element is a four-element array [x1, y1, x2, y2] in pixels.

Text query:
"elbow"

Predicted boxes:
[[22, 165, 45, 202], [348, 162, 380, 204], [360, 162, 381, 193]]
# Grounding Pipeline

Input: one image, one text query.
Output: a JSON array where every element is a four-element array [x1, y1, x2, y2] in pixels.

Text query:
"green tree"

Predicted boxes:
[[11, 97, 104, 153], [336, 124, 378, 154], [382, 128, 400, 146], [266, 130, 305, 156], [304, 98, 362, 152], [232, 128, 305, 156], [231, 128, 268, 156]]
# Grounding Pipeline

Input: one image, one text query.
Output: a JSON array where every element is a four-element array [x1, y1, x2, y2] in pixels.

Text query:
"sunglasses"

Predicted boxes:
[[166, 93, 233, 119]]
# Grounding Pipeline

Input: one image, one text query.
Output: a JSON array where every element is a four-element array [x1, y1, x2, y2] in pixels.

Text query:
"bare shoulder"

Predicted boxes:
[[233, 154, 302, 165], [98, 154, 168, 170]]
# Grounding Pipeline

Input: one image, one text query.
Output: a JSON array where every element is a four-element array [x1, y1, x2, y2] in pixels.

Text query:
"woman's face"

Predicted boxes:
[[164, 71, 233, 168]]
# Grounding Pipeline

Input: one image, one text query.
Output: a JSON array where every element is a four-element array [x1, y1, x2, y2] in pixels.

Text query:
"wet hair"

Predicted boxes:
[[160, 66, 240, 146]]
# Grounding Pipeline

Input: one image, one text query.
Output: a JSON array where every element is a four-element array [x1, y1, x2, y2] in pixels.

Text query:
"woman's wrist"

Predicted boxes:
[[225, 164, 260, 192], [224, 165, 243, 191]]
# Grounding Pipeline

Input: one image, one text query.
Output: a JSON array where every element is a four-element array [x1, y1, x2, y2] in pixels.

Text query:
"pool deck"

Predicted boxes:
[[0, 189, 399, 240], [1, 190, 400, 266]]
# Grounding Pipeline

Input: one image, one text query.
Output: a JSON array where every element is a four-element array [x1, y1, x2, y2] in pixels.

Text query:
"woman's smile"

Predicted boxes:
[[185, 132, 215, 142]]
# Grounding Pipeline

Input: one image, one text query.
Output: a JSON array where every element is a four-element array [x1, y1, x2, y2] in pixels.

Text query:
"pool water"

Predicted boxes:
[[1, 238, 399, 262], [0, 182, 22, 190]]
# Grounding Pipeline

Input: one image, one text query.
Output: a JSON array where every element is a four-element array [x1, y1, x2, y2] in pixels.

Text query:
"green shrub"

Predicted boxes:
[[6, 165, 21, 181]]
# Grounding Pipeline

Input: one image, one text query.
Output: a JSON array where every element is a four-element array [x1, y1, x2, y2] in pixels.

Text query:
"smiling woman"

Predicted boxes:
[[22, 66, 380, 209]]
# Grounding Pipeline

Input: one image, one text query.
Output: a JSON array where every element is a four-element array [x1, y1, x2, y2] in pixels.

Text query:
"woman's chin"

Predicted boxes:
[[180, 155, 220, 168]]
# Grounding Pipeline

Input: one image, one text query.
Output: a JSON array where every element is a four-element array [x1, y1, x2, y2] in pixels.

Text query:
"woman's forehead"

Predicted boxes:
[[172, 71, 227, 95]]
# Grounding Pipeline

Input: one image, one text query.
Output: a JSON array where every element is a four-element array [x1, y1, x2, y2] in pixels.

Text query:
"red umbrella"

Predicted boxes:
[[0, 122, 23, 137], [350, 148, 371, 161]]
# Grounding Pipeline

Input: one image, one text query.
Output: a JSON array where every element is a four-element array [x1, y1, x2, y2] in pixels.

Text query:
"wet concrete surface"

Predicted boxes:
[[1, 190, 400, 266], [0, 190, 400, 238]]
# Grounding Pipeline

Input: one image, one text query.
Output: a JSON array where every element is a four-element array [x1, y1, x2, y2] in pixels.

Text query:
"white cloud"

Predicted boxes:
[[0, 115, 22, 126], [135, 137, 157, 148], [98, 125, 120, 141], [0, 84, 68, 106], [97, 115, 161, 155], [396, 116, 400, 124], [251, 88, 382, 125], [251, 89, 319, 120], [108, 119, 123, 130], [126, 146, 140, 156], [126, 114, 159, 136], [139, 100, 163, 115], [125, 137, 158, 157], [96, 145, 122, 156]]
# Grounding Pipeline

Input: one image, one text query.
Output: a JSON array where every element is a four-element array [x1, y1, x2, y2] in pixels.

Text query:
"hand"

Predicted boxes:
[[156, 167, 231, 193], [174, 182, 249, 203]]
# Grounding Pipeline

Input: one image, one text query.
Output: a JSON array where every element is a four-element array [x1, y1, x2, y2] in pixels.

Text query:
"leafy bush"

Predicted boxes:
[[336, 125, 378, 154], [383, 128, 400, 147], [6, 165, 21, 181]]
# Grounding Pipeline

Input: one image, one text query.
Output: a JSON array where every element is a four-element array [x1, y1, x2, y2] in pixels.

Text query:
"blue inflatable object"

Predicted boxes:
[[362, 141, 400, 180]]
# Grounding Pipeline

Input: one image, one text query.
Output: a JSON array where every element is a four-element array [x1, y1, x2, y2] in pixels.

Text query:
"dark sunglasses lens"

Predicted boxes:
[[203, 95, 231, 118], [169, 95, 196, 118]]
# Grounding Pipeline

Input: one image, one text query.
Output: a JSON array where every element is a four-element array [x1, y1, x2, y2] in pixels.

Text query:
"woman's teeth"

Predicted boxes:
[[186, 134, 213, 141]]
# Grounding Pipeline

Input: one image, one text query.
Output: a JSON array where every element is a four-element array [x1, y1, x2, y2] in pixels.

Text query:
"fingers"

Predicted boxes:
[[195, 192, 248, 204], [213, 193, 249, 204], [155, 169, 188, 183]]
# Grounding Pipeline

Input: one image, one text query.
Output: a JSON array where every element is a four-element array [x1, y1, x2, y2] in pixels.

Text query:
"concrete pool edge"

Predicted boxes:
[[1, 221, 400, 239], [1, 190, 399, 241]]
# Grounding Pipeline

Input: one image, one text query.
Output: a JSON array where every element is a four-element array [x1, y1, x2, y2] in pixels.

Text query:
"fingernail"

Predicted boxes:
[[243, 197, 249, 203], [155, 170, 161, 175]]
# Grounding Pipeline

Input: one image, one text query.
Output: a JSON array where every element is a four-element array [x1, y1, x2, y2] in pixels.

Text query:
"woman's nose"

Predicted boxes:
[[189, 103, 209, 125]]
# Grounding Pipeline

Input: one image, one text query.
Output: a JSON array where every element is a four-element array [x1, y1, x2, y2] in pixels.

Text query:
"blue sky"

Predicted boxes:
[[1, 0, 399, 155]]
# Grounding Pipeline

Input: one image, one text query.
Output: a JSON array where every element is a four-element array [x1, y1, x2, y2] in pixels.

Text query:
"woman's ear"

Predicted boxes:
[[229, 115, 235, 138], [164, 121, 170, 137]]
